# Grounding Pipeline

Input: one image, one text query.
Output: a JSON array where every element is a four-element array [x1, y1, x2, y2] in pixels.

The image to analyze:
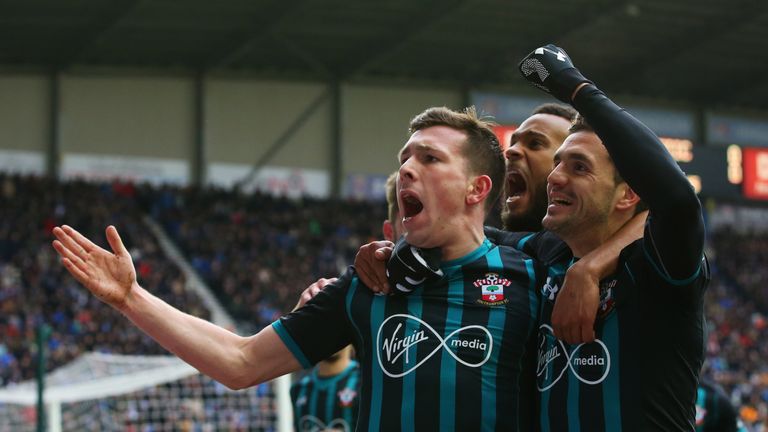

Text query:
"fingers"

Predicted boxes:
[[60, 257, 91, 285], [52, 239, 90, 277], [61, 225, 99, 254], [373, 246, 393, 261], [53, 240, 86, 271], [52, 226, 90, 261], [106, 225, 130, 257], [355, 243, 388, 293], [315, 277, 338, 290]]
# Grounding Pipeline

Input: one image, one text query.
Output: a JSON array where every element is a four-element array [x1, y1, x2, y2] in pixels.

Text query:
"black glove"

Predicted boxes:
[[386, 237, 443, 295], [518, 44, 592, 103]]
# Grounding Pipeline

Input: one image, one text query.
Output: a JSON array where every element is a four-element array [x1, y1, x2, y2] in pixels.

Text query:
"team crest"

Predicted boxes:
[[338, 388, 357, 407], [597, 279, 617, 319], [474, 273, 510, 306]]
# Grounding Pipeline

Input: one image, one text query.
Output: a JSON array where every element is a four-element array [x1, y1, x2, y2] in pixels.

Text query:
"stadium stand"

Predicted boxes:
[[1, 174, 767, 430], [704, 226, 768, 430], [0, 174, 211, 385], [146, 185, 385, 330]]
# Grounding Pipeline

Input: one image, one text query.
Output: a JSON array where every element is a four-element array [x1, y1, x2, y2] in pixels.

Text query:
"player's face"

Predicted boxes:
[[397, 125, 473, 249], [502, 114, 571, 232], [542, 131, 623, 238]]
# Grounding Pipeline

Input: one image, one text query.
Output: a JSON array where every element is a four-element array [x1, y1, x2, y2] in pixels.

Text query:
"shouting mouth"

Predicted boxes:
[[505, 171, 528, 206], [401, 191, 424, 221]]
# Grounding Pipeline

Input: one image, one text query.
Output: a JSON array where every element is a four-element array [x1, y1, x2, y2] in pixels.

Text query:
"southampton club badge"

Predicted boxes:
[[338, 388, 357, 408], [474, 272, 511, 306]]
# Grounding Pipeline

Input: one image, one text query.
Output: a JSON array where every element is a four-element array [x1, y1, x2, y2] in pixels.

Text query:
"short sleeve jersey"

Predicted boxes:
[[273, 239, 542, 432], [290, 360, 361, 432]]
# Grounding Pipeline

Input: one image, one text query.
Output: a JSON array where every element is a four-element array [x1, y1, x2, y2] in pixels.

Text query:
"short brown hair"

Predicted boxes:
[[408, 106, 504, 213]]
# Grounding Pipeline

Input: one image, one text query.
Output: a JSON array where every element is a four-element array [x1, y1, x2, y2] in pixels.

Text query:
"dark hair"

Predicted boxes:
[[569, 114, 648, 214], [409, 106, 505, 213], [532, 103, 578, 122]]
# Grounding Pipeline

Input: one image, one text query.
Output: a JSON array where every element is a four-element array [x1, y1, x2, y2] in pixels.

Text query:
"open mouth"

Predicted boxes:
[[548, 193, 573, 206], [505, 171, 527, 201], [401, 192, 424, 218]]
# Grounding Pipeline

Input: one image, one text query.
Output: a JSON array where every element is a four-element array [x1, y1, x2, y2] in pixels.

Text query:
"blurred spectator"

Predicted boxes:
[[146, 185, 385, 330], [0, 174, 210, 386], [3, 173, 767, 431], [704, 226, 768, 430]]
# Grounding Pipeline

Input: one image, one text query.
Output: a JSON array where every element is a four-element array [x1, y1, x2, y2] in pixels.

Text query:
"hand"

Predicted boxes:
[[293, 277, 338, 311], [354, 240, 394, 294], [52, 225, 137, 311], [551, 259, 600, 344], [386, 237, 443, 295], [518, 44, 592, 103]]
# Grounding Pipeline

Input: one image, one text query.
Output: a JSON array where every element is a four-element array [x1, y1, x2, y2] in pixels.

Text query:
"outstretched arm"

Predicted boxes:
[[520, 44, 704, 280], [52, 225, 301, 389]]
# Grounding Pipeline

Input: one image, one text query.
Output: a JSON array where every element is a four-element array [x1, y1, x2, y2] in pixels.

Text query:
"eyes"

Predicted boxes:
[[553, 159, 590, 174], [400, 153, 440, 165], [510, 137, 546, 150]]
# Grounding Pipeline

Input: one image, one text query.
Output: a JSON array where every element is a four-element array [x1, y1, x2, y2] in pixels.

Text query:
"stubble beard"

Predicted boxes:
[[501, 181, 549, 233]]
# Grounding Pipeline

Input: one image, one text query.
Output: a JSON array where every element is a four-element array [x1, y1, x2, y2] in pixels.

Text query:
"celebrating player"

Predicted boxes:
[[52, 106, 542, 431], [519, 43, 709, 431]]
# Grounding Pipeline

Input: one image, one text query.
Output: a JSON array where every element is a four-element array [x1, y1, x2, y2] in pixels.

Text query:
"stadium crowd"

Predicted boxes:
[[704, 226, 768, 430], [0, 174, 211, 386], [146, 185, 385, 330], [1, 174, 767, 429]]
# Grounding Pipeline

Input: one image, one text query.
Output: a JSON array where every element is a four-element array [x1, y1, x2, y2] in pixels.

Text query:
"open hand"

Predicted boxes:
[[52, 225, 137, 311]]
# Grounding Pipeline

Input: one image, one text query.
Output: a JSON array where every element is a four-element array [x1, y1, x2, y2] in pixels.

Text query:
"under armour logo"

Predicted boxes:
[[376, 314, 493, 378], [542, 276, 559, 300]]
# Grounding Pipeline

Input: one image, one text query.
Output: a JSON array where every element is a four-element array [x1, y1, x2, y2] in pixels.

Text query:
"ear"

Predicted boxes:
[[466, 174, 493, 207], [614, 183, 641, 212], [382, 220, 394, 242]]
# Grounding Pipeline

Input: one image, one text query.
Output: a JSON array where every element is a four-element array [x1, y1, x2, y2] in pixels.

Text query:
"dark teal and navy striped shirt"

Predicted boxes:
[[274, 239, 542, 431], [533, 235, 709, 432], [290, 360, 360, 432]]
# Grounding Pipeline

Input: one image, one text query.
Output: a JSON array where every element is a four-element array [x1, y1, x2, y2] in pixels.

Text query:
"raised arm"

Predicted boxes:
[[520, 44, 705, 280], [52, 225, 301, 390]]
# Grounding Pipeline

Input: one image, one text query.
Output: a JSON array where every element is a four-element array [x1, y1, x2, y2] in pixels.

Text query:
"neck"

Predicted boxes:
[[316, 354, 351, 377], [440, 218, 486, 261], [563, 214, 631, 258]]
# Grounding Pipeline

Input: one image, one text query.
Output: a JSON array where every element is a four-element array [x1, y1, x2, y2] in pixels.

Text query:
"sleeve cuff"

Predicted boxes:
[[272, 320, 313, 369]]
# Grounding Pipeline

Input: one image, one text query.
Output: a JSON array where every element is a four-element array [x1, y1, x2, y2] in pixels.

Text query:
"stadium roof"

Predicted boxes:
[[2, 0, 767, 111]]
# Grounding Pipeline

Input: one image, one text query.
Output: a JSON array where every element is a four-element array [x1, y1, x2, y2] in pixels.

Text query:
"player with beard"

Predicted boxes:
[[500, 104, 575, 233], [357, 102, 647, 344], [519, 43, 709, 431]]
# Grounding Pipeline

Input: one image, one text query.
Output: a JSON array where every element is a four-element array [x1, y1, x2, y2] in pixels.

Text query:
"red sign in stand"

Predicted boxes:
[[743, 148, 768, 200], [492, 125, 518, 151]]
